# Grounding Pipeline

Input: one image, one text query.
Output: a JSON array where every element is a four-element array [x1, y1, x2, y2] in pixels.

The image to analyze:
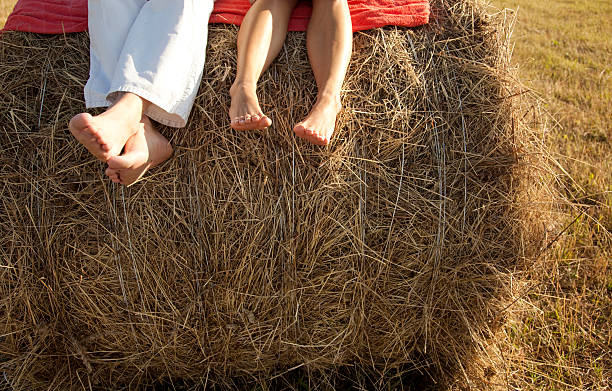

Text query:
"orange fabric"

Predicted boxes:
[[3, 0, 429, 34]]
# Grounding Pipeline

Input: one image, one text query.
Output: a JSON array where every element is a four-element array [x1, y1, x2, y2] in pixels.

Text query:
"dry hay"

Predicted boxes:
[[0, 0, 548, 389]]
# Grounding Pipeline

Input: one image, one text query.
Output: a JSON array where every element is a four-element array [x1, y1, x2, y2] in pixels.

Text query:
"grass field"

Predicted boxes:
[[1, 0, 610, 389], [0, 0, 14, 28], [490, 0, 611, 389]]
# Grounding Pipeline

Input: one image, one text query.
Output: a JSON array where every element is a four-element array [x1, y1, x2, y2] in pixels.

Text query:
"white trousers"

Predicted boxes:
[[85, 0, 214, 128]]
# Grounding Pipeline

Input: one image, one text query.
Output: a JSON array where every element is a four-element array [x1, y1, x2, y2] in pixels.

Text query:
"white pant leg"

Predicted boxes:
[[85, 0, 214, 128], [85, 0, 146, 110]]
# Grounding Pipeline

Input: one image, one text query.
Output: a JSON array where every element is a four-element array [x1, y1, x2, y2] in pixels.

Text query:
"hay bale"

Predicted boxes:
[[0, 0, 545, 388]]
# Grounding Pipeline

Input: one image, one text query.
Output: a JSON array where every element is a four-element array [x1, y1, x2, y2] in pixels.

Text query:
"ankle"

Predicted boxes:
[[316, 92, 342, 110], [230, 80, 258, 96], [106, 93, 145, 120], [118, 92, 146, 109]]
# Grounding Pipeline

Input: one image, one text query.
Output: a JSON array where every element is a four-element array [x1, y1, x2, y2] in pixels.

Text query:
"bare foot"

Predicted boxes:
[[105, 116, 173, 187], [229, 82, 272, 131], [69, 103, 143, 162], [293, 95, 342, 146]]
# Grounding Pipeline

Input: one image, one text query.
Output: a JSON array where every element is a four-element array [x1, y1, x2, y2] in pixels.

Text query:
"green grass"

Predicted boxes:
[[491, 0, 611, 389]]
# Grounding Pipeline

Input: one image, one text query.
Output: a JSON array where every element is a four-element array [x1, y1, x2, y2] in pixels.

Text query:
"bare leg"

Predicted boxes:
[[105, 115, 173, 187], [229, 0, 298, 130], [294, 0, 352, 146], [69, 92, 150, 162]]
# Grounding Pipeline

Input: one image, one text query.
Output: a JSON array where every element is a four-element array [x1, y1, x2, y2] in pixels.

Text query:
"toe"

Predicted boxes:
[[309, 134, 321, 144], [231, 117, 243, 130], [105, 169, 119, 181], [102, 149, 115, 161], [89, 127, 101, 138], [293, 124, 306, 137], [259, 115, 272, 128], [69, 112, 93, 134], [107, 153, 142, 170]]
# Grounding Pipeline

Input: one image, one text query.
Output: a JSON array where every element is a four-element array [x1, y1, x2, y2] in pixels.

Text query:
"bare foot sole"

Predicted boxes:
[[293, 97, 342, 146], [69, 95, 144, 161], [229, 83, 272, 131], [105, 116, 173, 187]]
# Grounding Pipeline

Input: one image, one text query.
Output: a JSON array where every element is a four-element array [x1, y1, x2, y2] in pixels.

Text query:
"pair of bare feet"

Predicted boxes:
[[229, 82, 341, 146], [68, 99, 173, 186], [69, 84, 340, 186]]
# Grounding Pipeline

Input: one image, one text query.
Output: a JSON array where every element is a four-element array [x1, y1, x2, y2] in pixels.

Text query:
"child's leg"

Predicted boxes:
[[294, 0, 352, 146], [229, 0, 298, 131]]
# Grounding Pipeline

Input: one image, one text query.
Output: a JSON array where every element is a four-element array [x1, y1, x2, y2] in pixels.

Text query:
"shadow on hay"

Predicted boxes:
[[146, 364, 439, 391], [0, 0, 544, 389]]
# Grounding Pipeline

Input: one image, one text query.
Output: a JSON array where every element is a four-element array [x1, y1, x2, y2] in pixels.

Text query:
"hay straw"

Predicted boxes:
[[0, 0, 548, 389]]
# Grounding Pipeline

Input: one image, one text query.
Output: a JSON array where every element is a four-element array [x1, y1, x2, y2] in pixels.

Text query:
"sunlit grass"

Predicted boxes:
[[0, 0, 17, 29], [492, 0, 611, 389]]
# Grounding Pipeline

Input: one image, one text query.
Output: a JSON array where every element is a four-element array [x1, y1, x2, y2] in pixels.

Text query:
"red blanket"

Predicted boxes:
[[3, 0, 429, 34]]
